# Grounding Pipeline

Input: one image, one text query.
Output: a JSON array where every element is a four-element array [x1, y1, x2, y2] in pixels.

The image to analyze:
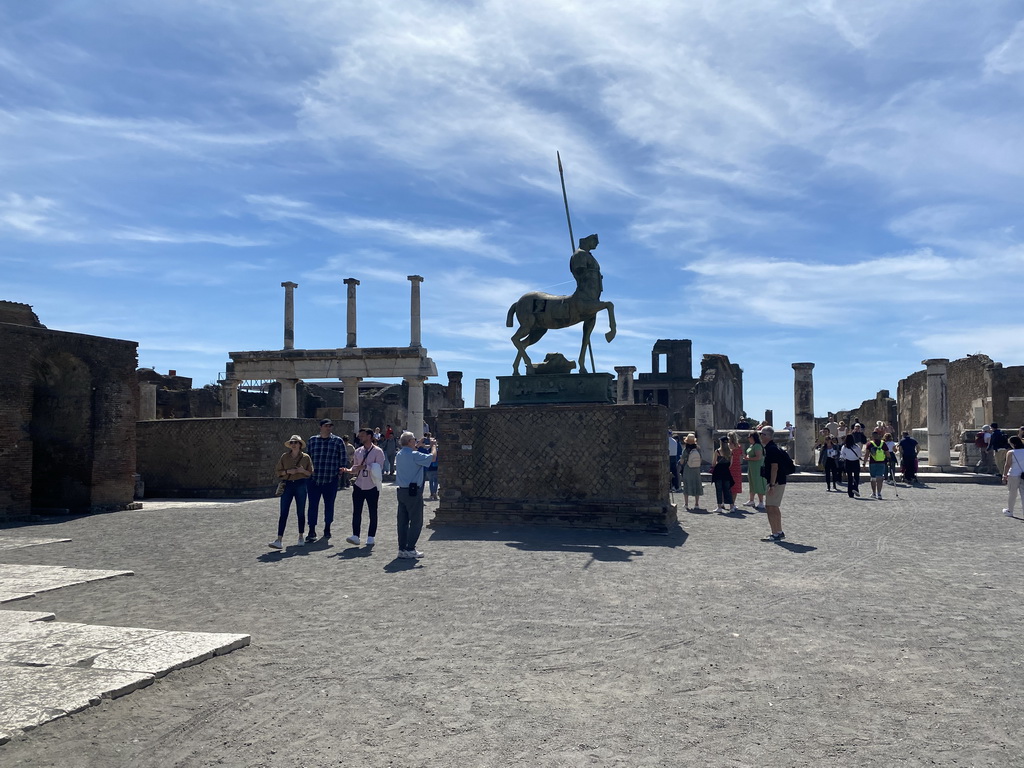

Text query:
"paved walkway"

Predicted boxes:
[[1, 479, 1023, 766]]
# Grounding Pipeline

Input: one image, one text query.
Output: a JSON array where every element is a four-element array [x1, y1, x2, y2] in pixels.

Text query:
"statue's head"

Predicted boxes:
[[579, 233, 599, 251]]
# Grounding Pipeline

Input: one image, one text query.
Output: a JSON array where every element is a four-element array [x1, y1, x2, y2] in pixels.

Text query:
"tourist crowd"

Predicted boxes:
[[270, 420, 438, 559]]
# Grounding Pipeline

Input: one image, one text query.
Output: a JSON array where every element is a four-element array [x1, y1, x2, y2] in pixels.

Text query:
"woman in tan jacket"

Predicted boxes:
[[269, 435, 313, 549]]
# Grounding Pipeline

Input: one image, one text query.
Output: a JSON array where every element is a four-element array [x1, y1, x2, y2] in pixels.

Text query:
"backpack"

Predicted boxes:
[[974, 432, 987, 448], [760, 446, 796, 479]]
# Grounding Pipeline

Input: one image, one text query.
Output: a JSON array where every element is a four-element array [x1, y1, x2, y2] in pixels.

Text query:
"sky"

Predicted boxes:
[[3, 1, 1023, 423]]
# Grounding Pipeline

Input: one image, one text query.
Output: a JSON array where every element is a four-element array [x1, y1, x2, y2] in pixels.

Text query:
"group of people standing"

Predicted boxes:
[[271, 419, 438, 559], [816, 423, 920, 499]]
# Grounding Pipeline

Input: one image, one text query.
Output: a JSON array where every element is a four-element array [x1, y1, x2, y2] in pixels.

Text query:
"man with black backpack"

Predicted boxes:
[[760, 426, 792, 542]]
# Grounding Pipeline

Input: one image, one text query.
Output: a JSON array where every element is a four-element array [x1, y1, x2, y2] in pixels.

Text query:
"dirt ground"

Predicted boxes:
[[2, 479, 1023, 767]]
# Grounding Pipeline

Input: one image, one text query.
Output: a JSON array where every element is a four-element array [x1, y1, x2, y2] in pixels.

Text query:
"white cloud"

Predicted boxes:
[[111, 227, 271, 247], [985, 19, 1024, 75]]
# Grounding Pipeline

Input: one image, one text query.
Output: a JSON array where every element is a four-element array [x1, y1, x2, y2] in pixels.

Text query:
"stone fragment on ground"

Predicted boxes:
[[0, 563, 133, 604], [0, 536, 71, 551]]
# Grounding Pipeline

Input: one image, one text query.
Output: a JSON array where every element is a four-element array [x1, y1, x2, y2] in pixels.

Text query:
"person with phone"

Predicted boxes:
[[395, 431, 436, 559]]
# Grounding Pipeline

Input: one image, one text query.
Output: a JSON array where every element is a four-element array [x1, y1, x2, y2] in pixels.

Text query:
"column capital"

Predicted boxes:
[[404, 375, 427, 384], [343, 277, 361, 286], [792, 362, 815, 371], [922, 358, 950, 368], [614, 365, 638, 375], [407, 275, 424, 284], [217, 378, 241, 388], [280, 281, 298, 289]]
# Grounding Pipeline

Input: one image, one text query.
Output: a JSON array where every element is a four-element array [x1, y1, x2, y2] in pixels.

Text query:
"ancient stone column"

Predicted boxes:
[[139, 382, 157, 420], [764, 409, 773, 426], [614, 365, 637, 404], [344, 278, 360, 348], [278, 379, 299, 419], [220, 379, 240, 418], [281, 281, 298, 350], [406, 376, 426, 437], [474, 378, 490, 408], [792, 363, 815, 467], [343, 376, 361, 428], [694, 380, 714, 463], [923, 358, 951, 467], [447, 371, 464, 408], [408, 275, 424, 348]]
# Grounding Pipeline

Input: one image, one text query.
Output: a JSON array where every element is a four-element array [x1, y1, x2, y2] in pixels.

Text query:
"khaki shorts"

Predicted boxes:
[[766, 483, 786, 507]]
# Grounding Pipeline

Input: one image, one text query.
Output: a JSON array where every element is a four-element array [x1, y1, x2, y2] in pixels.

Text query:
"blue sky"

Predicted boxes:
[[3, 1, 1023, 423]]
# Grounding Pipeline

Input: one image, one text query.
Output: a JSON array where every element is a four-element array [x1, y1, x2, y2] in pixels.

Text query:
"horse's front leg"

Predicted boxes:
[[579, 317, 596, 374], [603, 302, 616, 343]]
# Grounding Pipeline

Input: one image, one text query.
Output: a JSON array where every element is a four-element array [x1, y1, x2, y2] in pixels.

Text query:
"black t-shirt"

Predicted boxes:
[[763, 440, 788, 485], [990, 430, 1010, 451], [898, 437, 918, 457], [851, 431, 868, 445]]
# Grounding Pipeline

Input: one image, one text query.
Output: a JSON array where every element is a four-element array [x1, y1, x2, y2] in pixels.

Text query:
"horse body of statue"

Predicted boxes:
[[506, 234, 616, 375]]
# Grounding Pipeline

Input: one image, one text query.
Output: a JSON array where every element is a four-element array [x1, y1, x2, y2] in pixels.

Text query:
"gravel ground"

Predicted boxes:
[[2, 479, 1023, 767]]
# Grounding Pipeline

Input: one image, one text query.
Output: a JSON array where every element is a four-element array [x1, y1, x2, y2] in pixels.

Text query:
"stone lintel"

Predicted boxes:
[[922, 358, 950, 367]]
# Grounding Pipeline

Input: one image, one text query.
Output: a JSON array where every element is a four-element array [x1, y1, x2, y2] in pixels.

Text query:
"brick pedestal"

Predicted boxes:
[[432, 404, 677, 532]]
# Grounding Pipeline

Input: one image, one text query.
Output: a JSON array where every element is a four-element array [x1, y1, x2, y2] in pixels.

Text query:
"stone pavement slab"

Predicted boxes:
[[0, 536, 71, 551], [0, 563, 133, 604], [0, 610, 249, 744]]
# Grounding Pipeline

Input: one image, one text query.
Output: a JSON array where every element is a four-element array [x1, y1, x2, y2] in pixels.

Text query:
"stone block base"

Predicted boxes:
[[432, 403, 677, 533], [497, 373, 615, 405]]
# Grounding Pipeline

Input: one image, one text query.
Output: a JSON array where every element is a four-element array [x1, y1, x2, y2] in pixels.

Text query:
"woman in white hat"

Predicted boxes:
[[269, 435, 314, 549]]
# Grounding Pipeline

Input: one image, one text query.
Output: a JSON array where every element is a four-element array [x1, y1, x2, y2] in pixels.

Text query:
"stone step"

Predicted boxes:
[[694, 470, 999, 485]]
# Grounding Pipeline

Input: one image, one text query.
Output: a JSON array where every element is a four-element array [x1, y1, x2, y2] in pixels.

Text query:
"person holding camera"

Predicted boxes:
[[395, 431, 436, 559]]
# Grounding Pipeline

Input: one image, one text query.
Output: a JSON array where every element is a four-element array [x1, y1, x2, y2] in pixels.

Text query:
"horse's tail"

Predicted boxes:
[[505, 302, 517, 327]]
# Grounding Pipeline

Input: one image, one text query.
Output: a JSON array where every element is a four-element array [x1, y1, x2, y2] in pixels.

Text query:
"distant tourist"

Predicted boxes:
[[269, 435, 313, 549], [898, 431, 919, 483], [668, 430, 681, 493], [341, 434, 356, 488], [850, 423, 867, 446], [825, 415, 839, 439], [1002, 436, 1024, 518], [711, 436, 736, 514], [727, 432, 743, 499], [742, 432, 767, 510], [883, 432, 898, 484], [680, 434, 704, 511], [760, 426, 789, 542], [840, 435, 862, 497], [418, 433, 440, 501], [735, 418, 751, 429], [975, 426, 994, 474], [382, 425, 398, 477], [821, 435, 841, 492], [395, 431, 436, 559], [863, 432, 890, 499], [837, 420, 848, 440], [990, 423, 1011, 477], [305, 419, 348, 542]]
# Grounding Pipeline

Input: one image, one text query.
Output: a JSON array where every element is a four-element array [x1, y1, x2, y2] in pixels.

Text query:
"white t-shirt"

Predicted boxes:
[[840, 445, 861, 462], [1007, 449, 1024, 477]]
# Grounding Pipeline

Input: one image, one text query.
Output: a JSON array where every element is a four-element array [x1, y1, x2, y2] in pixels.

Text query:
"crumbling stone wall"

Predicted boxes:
[[432, 404, 677, 532], [700, 354, 743, 431], [1, 305, 137, 519], [136, 417, 352, 498], [836, 390, 897, 432]]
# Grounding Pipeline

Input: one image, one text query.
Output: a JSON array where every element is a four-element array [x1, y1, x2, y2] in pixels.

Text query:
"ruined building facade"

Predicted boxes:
[[633, 340, 743, 431], [0, 301, 138, 520]]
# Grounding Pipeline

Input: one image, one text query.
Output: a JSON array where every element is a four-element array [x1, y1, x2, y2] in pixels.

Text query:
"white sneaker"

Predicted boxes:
[[398, 550, 412, 558], [346, 535, 360, 545], [366, 536, 376, 545], [742, 500, 756, 507], [297, 535, 305, 546], [756, 503, 766, 511], [712, 506, 723, 513], [410, 549, 424, 558], [1004, 509, 1014, 517], [268, 539, 283, 549]]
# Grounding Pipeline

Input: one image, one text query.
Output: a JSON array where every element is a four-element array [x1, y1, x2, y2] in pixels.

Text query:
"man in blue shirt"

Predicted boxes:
[[395, 430, 436, 559], [305, 419, 348, 541], [898, 431, 919, 483]]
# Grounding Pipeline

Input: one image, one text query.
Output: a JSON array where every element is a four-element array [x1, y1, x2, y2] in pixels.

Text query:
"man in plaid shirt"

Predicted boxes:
[[305, 419, 348, 542]]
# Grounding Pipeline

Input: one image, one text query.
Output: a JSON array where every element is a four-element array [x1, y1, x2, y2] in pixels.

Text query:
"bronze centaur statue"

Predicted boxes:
[[505, 233, 616, 375]]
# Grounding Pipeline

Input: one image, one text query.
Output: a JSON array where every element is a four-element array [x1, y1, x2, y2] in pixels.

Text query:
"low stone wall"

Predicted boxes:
[[136, 418, 353, 498], [432, 404, 677, 532]]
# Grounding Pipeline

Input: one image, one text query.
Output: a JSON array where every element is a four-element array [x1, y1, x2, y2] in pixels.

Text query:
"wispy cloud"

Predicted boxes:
[[111, 227, 272, 247]]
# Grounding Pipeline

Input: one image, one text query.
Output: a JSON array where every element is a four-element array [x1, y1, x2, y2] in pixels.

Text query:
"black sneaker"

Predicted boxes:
[[306, 530, 318, 543], [323, 528, 332, 540], [761, 532, 785, 542]]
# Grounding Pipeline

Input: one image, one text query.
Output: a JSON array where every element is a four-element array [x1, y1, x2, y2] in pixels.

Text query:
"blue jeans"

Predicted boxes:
[[278, 479, 308, 537], [425, 468, 438, 496], [307, 478, 339, 532]]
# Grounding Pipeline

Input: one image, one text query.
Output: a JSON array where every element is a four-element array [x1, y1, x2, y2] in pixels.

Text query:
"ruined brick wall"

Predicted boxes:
[[992, 365, 1024, 430], [700, 354, 743, 430], [432, 404, 677, 532], [0, 301, 44, 328], [836, 390, 897, 433], [0, 321, 137, 519], [136, 417, 352, 498], [898, 355, 995, 434]]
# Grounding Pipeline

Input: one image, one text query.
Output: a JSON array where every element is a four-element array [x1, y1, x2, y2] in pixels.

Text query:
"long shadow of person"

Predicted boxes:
[[775, 541, 817, 554]]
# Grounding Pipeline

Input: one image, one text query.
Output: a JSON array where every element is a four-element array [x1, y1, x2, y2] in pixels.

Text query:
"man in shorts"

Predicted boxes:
[[761, 426, 787, 542]]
